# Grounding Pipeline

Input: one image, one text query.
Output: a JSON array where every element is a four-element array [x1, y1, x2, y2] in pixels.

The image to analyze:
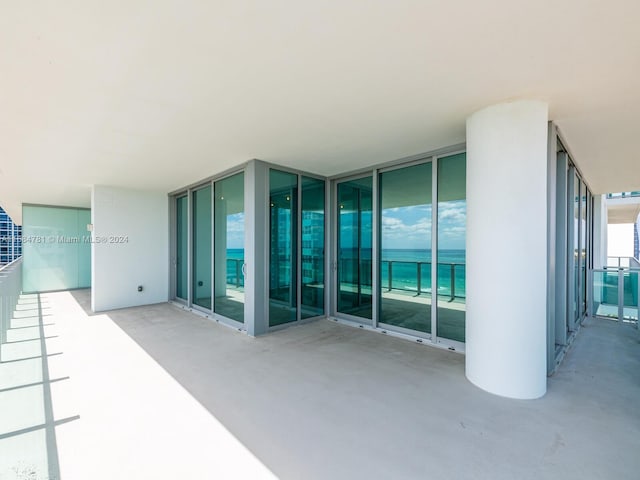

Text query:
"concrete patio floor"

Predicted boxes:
[[1, 289, 639, 479]]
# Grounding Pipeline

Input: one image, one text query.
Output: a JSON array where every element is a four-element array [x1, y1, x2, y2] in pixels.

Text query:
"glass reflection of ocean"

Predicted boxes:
[[380, 249, 465, 297], [227, 248, 465, 297]]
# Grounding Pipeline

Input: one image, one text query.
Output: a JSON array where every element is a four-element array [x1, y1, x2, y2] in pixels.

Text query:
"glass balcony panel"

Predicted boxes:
[[592, 270, 620, 319]]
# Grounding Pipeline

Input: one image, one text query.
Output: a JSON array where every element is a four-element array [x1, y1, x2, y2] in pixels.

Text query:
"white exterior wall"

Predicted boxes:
[[592, 194, 608, 268], [607, 223, 634, 258], [465, 100, 549, 399], [92, 186, 169, 312]]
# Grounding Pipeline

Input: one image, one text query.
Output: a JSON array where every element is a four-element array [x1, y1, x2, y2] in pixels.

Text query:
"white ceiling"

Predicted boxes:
[[2, 1, 639, 224]]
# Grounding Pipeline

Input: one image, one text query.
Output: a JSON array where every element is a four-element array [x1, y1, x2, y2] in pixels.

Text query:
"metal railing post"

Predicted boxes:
[[618, 268, 624, 323], [416, 262, 421, 296], [235, 259, 240, 288], [449, 263, 456, 302], [388, 261, 392, 292]]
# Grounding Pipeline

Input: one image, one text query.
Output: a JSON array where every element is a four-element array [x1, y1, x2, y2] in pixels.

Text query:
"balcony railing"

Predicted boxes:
[[591, 265, 639, 326], [338, 259, 466, 301], [226, 258, 244, 288], [606, 256, 640, 269], [381, 260, 465, 301], [264, 257, 466, 301], [0, 258, 23, 348], [606, 191, 640, 199]]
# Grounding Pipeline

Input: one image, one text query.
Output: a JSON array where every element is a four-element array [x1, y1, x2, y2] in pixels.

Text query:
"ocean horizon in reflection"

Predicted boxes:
[[226, 248, 466, 297]]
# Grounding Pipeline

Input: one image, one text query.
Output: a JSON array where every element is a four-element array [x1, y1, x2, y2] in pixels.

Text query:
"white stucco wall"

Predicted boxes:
[[465, 100, 549, 399], [91, 186, 169, 312], [592, 194, 608, 268]]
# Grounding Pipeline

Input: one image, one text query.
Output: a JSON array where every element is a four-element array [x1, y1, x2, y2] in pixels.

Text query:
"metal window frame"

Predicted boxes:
[[190, 182, 214, 315], [331, 172, 375, 326], [170, 193, 188, 305], [168, 167, 248, 331], [433, 150, 467, 352], [166, 142, 472, 352], [330, 145, 467, 352], [266, 168, 328, 331], [211, 172, 247, 330]]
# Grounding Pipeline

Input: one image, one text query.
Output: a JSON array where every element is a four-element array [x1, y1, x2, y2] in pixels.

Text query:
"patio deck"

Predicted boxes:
[[1, 289, 639, 479]]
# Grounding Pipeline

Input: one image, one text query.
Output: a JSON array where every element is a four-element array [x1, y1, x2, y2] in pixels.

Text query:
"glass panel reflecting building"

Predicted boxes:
[[0, 206, 22, 265]]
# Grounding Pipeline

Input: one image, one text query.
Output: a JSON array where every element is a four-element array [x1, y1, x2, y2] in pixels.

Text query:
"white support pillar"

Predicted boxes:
[[592, 194, 608, 269], [465, 100, 549, 399]]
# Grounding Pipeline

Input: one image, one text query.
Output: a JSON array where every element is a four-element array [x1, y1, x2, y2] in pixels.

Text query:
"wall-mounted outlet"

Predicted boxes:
[[137, 285, 143, 292]]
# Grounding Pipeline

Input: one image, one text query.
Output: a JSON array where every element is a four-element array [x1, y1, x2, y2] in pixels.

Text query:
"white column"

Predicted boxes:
[[592, 195, 608, 269], [465, 100, 549, 399]]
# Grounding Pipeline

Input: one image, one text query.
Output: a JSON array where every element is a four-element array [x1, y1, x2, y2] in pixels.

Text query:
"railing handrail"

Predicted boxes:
[[364, 258, 465, 300], [381, 259, 462, 266], [596, 267, 640, 272], [0, 256, 23, 273], [0, 256, 22, 274]]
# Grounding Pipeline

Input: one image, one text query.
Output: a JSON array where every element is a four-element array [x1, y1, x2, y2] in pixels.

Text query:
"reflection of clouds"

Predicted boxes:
[[385, 205, 431, 214], [380, 201, 466, 249], [438, 204, 466, 223], [382, 217, 402, 227], [226, 213, 245, 232], [442, 226, 466, 237], [225, 213, 245, 248], [381, 209, 432, 248], [438, 201, 466, 248]]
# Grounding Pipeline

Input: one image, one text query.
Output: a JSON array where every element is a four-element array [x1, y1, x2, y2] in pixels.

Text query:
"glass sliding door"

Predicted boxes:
[[437, 153, 467, 342], [301, 176, 325, 319], [580, 181, 587, 317], [379, 163, 432, 333], [269, 170, 298, 326], [192, 185, 212, 310], [176, 195, 188, 301], [333, 153, 467, 348], [214, 173, 245, 323], [572, 174, 580, 329], [337, 177, 373, 321]]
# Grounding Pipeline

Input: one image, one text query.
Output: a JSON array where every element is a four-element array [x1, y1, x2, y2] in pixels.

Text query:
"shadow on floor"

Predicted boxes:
[[0, 294, 80, 480]]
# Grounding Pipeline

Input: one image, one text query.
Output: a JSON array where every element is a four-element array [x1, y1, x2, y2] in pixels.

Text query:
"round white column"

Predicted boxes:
[[465, 100, 549, 399]]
